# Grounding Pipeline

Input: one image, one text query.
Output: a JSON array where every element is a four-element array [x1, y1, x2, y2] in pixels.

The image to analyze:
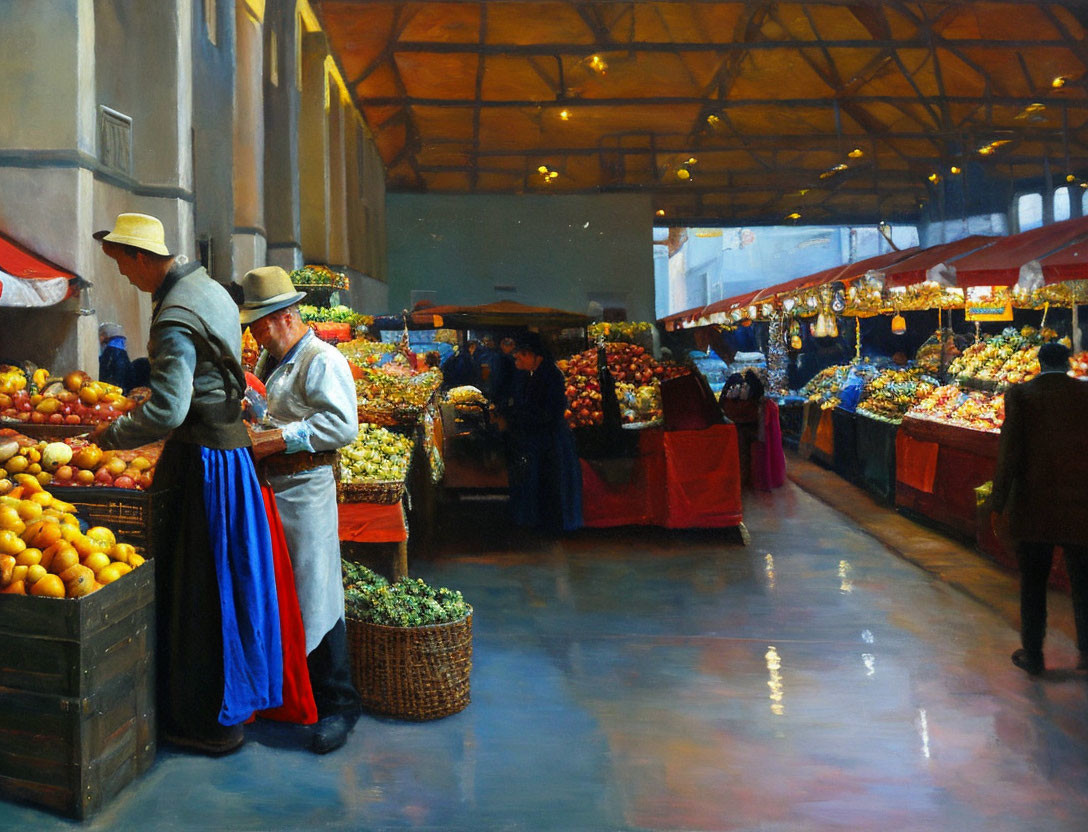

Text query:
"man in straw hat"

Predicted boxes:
[[241, 266, 362, 754], [91, 213, 283, 755]]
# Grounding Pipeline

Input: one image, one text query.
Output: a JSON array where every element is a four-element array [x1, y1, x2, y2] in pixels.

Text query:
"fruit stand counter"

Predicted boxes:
[[854, 414, 899, 503], [830, 407, 861, 483], [338, 501, 409, 581], [895, 416, 999, 539], [580, 423, 743, 530], [797, 401, 834, 465]]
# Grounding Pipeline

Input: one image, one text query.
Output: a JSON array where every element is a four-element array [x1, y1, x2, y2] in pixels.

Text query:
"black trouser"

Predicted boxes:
[[307, 619, 362, 718], [1017, 542, 1088, 655]]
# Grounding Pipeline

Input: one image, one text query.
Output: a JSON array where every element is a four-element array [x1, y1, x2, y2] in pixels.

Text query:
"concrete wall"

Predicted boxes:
[[386, 193, 655, 321]]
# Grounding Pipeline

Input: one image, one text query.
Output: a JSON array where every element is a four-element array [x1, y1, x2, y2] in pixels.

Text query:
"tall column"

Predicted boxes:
[[232, 0, 266, 279], [327, 88, 350, 266], [298, 31, 329, 264], [263, 2, 301, 270]]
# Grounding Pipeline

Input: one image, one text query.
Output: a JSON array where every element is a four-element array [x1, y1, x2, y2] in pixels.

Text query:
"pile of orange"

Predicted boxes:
[[0, 474, 144, 599]]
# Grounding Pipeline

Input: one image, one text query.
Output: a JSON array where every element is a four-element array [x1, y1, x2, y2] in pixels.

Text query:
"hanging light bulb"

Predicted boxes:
[[791, 334, 803, 350], [891, 313, 907, 335], [782, 297, 796, 313]]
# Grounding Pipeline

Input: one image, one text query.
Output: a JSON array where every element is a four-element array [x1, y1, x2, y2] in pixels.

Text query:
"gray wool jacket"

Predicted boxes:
[[101, 262, 249, 451]]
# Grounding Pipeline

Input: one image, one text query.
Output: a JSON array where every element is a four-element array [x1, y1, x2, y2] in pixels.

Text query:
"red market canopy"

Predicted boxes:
[[0, 231, 79, 308], [835, 247, 921, 283], [1037, 236, 1088, 284], [662, 247, 918, 327], [409, 299, 591, 329], [950, 216, 1088, 287], [880, 236, 1000, 288]]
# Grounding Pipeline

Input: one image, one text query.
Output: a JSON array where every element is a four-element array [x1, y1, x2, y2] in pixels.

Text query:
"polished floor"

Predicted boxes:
[[4, 478, 1088, 831]]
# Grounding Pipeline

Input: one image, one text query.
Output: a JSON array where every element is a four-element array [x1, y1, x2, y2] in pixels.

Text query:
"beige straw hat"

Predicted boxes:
[[238, 266, 307, 325], [93, 213, 172, 256]]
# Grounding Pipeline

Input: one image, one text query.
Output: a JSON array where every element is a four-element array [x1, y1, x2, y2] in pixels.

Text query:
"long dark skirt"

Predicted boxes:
[[152, 441, 234, 743]]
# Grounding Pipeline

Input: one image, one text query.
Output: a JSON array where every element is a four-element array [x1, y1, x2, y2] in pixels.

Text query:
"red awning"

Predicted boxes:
[[834, 247, 921, 282], [0, 231, 79, 307], [881, 236, 1000, 287], [950, 216, 1088, 287], [1037, 236, 1088, 283], [660, 248, 917, 326]]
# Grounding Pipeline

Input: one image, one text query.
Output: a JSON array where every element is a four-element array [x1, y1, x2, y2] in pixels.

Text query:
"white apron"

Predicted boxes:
[[263, 331, 359, 653]]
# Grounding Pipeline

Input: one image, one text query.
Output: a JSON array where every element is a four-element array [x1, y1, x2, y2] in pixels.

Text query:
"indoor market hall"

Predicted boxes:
[[3, 464, 1088, 832]]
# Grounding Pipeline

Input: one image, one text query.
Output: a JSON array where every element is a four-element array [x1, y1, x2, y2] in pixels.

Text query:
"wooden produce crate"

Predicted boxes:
[[0, 561, 156, 819], [46, 486, 174, 557]]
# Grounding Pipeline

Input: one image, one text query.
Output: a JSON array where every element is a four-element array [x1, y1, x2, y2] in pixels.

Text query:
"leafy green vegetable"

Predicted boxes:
[[342, 561, 470, 627]]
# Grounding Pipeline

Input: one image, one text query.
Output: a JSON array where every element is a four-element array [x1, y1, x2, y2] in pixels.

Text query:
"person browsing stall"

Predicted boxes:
[[990, 341, 1088, 676], [240, 266, 363, 753], [90, 213, 282, 756], [500, 332, 582, 535]]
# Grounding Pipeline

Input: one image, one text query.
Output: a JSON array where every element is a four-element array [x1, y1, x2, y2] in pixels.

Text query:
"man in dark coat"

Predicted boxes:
[[991, 342, 1088, 676]]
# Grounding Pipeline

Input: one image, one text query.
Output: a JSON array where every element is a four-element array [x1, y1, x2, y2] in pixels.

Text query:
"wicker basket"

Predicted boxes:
[[358, 403, 424, 428], [337, 479, 406, 505], [346, 611, 472, 720]]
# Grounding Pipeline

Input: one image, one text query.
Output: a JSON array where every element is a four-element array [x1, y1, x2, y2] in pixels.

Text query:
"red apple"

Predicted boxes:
[[112, 475, 135, 489], [48, 413, 65, 424], [93, 466, 114, 486]]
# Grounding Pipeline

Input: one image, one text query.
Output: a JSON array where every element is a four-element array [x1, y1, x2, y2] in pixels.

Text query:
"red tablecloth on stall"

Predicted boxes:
[[337, 500, 408, 543], [895, 416, 1070, 591], [581, 424, 742, 529]]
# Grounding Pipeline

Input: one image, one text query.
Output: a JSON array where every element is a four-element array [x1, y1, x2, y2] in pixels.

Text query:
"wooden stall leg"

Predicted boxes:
[[393, 540, 409, 581]]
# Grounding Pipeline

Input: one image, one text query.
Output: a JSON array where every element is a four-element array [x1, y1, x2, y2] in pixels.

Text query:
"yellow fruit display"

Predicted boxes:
[[0, 489, 144, 596]]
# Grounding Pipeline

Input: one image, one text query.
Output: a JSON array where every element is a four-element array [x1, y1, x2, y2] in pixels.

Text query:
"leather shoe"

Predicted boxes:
[[1011, 648, 1045, 676], [310, 713, 353, 755]]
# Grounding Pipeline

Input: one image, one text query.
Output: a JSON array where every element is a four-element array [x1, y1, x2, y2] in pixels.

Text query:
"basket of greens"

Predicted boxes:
[[342, 561, 472, 720]]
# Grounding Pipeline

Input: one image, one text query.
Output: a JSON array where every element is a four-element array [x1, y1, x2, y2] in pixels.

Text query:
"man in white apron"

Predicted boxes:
[[240, 266, 362, 753]]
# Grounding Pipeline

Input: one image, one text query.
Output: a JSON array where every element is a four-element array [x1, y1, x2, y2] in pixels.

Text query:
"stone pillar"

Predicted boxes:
[[231, 0, 266, 279], [298, 31, 329, 264], [263, 2, 302, 271], [328, 89, 350, 267]]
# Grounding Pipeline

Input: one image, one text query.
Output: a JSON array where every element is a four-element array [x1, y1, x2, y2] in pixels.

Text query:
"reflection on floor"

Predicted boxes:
[[4, 480, 1088, 831]]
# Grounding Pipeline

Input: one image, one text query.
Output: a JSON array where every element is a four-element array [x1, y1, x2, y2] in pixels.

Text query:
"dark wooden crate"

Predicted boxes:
[[46, 486, 174, 557], [0, 561, 156, 819]]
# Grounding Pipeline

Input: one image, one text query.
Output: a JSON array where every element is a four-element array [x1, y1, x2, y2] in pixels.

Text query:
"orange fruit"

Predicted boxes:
[[96, 563, 124, 585], [27, 520, 62, 549], [86, 526, 116, 548], [15, 501, 42, 523], [0, 530, 27, 556], [25, 564, 47, 585], [0, 504, 22, 531], [0, 553, 14, 585], [4, 456, 27, 474], [11, 564, 28, 584], [73, 535, 107, 559], [128, 553, 146, 569], [1, 579, 26, 595], [111, 542, 137, 564], [83, 552, 112, 575], [15, 548, 42, 567], [49, 546, 79, 575], [74, 469, 95, 485], [30, 573, 64, 598]]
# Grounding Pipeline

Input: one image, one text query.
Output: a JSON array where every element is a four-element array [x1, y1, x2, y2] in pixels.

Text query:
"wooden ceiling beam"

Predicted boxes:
[[364, 37, 1074, 56], [361, 94, 1088, 109]]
